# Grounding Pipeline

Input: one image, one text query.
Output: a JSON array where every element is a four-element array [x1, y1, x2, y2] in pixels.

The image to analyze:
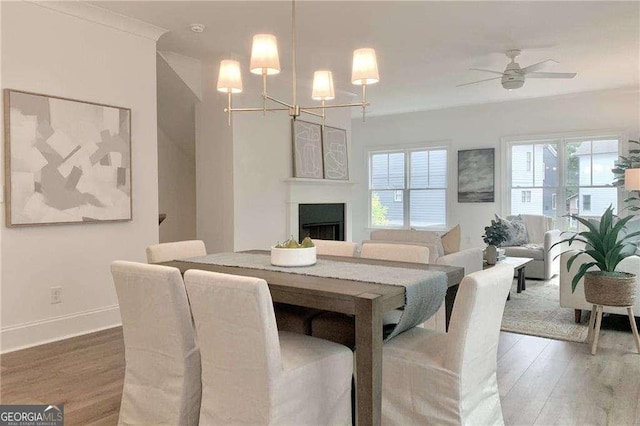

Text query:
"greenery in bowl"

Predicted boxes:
[[553, 205, 640, 292], [482, 219, 508, 247]]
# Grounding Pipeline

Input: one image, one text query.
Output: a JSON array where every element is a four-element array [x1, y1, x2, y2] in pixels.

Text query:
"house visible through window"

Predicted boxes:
[[369, 147, 447, 229], [507, 136, 619, 230]]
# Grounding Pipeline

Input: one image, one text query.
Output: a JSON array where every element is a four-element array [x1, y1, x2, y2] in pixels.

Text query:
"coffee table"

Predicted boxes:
[[484, 256, 533, 294]]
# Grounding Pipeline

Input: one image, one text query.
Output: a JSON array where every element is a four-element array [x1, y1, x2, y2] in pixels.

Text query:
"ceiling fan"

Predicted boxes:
[[458, 49, 577, 90]]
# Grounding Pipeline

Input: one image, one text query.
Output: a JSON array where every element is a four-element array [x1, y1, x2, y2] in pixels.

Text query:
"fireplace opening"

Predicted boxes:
[[298, 203, 345, 242]]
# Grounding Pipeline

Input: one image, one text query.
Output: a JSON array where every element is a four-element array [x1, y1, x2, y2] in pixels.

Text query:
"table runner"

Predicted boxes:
[[182, 252, 447, 341]]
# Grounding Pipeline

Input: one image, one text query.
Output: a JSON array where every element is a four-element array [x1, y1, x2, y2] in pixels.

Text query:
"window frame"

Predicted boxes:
[[502, 131, 625, 231], [368, 142, 450, 231]]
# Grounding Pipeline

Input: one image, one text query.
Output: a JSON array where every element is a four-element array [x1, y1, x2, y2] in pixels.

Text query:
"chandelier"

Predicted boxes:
[[216, 0, 380, 126]]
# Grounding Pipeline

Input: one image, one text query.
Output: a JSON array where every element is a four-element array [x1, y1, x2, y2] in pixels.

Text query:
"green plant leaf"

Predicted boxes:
[[620, 230, 640, 243], [582, 249, 607, 270], [571, 215, 599, 234], [605, 244, 624, 271], [566, 251, 584, 272], [571, 262, 597, 293]]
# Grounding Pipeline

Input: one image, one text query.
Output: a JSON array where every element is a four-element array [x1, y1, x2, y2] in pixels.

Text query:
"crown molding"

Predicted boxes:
[[27, 1, 169, 41]]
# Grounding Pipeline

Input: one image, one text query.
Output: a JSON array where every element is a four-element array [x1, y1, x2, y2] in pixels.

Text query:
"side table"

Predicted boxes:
[[484, 256, 534, 295]]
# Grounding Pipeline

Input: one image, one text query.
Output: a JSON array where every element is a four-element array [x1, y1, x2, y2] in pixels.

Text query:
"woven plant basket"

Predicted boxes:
[[584, 271, 637, 307]]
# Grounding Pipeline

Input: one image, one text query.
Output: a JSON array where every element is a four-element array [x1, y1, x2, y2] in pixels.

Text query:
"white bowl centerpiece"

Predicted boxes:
[[271, 237, 316, 267]]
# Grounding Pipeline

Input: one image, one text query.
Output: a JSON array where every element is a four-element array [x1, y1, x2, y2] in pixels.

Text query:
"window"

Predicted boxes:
[[506, 135, 619, 230], [369, 147, 447, 229]]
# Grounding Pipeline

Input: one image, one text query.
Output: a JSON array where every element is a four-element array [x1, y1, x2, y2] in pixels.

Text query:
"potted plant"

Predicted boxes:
[[556, 206, 639, 306], [483, 219, 508, 265]]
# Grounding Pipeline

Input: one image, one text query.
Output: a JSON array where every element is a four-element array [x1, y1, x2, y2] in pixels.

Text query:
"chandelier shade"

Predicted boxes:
[[217, 60, 243, 93], [250, 34, 281, 75], [217, 0, 379, 125], [312, 70, 335, 100], [351, 48, 379, 85]]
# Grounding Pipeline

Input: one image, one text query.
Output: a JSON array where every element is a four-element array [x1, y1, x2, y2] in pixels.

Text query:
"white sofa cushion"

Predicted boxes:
[[502, 244, 545, 261]]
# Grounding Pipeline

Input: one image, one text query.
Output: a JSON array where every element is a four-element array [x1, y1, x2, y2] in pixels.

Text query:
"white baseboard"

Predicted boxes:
[[1, 305, 122, 354]]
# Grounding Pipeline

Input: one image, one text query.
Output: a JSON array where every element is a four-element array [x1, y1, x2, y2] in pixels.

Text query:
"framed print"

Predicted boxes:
[[4, 89, 132, 226], [458, 148, 495, 203], [322, 125, 349, 180], [292, 119, 323, 179]]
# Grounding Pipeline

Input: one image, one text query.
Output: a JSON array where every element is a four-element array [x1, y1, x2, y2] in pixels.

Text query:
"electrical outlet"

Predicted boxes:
[[51, 287, 62, 304]]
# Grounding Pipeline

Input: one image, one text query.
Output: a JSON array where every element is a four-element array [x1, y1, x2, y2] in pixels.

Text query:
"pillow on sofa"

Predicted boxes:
[[370, 229, 445, 257], [497, 214, 529, 246], [441, 224, 461, 255]]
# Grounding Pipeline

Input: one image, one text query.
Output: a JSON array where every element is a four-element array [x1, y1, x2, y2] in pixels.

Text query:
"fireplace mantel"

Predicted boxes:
[[284, 178, 355, 241]]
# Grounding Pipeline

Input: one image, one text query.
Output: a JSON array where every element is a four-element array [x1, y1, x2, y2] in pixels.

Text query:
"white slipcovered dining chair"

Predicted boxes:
[[184, 269, 353, 425], [381, 264, 513, 425], [428, 247, 485, 332], [146, 240, 206, 263], [311, 242, 431, 348], [111, 261, 201, 426], [360, 242, 430, 264], [312, 239, 358, 257]]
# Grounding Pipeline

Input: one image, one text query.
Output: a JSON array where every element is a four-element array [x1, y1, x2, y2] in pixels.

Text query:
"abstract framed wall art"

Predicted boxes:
[[322, 125, 349, 180], [457, 148, 495, 203], [4, 89, 132, 226], [292, 119, 323, 179]]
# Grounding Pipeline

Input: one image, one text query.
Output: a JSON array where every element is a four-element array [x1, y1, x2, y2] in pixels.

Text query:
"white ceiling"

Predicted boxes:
[[91, 1, 640, 117]]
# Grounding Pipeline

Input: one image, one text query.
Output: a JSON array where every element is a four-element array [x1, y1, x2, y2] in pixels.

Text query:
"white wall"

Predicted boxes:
[[1, 1, 160, 352], [351, 87, 640, 248], [158, 128, 196, 242], [157, 53, 198, 243], [195, 59, 234, 253], [233, 108, 352, 251]]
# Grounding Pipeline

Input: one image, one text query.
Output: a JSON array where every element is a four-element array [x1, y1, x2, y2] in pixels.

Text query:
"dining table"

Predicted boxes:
[[160, 250, 464, 426]]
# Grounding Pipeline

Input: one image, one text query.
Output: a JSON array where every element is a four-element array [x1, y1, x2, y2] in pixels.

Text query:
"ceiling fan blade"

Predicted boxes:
[[521, 59, 559, 73], [527, 72, 577, 79], [456, 76, 502, 87], [469, 68, 505, 76]]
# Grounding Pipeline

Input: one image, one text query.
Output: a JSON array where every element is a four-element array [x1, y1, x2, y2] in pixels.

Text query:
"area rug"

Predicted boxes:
[[501, 277, 590, 342]]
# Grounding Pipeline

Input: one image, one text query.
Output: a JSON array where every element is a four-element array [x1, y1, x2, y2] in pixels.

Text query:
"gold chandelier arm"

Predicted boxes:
[[292, 0, 297, 106], [299, 102, 370, 110], [226, 107, 290, 112], [298, 108, 324, 119], [264, 94, 294, 109]]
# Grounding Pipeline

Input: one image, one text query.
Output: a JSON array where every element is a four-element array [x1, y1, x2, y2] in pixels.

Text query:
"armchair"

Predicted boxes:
[[501, 214, 561, 280], [560, 250, 640, 322]]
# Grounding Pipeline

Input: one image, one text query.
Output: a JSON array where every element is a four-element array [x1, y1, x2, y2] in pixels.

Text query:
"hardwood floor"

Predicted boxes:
[[2, 324, 639, 425]]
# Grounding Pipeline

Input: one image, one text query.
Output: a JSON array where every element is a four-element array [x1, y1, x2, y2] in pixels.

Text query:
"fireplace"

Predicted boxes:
[[298, 203, 345, 242]]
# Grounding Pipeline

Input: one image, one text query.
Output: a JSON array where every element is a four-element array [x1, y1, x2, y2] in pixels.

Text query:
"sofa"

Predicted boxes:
[[560, 250, 640, 322], [501, 214, 562, 280], [362, 228, 483, 275]]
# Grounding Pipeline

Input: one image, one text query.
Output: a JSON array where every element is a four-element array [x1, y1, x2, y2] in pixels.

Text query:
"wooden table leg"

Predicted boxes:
[[444, 284, 459, 331], [587, 304, 597, 344], [521, 268, 526, 291], [627, 307, 640, 354], [355, 293, 383, 426], [591, 305, 603, 355], [517, 268, 523, 293]]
